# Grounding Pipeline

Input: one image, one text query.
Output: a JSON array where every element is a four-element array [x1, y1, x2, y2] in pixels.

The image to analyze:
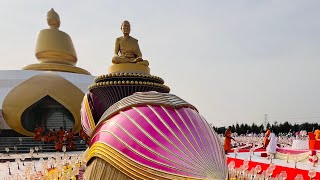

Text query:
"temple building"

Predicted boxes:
[[0, 8, 227, 179], [0, 9, 94, 136]]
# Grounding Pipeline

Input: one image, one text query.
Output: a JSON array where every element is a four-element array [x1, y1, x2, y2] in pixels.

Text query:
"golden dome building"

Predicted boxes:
[[0, 9, 94, 137]]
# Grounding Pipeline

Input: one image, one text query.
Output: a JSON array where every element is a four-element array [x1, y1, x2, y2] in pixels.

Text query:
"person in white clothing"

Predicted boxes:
[[266, 132, 277, 157]]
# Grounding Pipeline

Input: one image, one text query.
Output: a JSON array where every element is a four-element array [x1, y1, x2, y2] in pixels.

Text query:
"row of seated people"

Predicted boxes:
[[308, 129, 320, 150], [55, 139, 76, 152], [34, 127, 90, 152], [34, 127, 75, 142], [55, 129, 90, 152]]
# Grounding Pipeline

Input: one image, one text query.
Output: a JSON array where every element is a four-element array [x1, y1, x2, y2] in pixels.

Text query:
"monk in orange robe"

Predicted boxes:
[[67, 141, 76, 151], [315, 129, 320, 140], [67, 129, 74, 140], [50, 129, 57, 142], [224, 126, 235, 154], [33, 127, 43, 141], [58, 127, 65, 140], [43, 131, 51, 143], [263, 129, 271, 148], [55, 139, 63, 152]]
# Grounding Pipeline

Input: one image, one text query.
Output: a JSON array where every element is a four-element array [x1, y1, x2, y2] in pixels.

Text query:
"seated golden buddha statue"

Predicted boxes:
[[112, 20, 149, 66]]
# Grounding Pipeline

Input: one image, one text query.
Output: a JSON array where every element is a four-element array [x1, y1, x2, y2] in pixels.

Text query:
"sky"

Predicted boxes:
[[0, 1, 320, 127]]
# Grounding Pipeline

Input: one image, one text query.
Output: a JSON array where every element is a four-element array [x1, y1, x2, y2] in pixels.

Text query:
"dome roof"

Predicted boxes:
[[2, 73, 85, 136], [83, 92, 227, 179]]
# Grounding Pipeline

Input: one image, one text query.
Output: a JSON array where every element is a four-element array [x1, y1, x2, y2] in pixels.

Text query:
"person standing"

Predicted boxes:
[[224, 126, 235, 154], [263, 128, 271, 148], [315, 129, 320, 140], [266, 132, 277, 157]]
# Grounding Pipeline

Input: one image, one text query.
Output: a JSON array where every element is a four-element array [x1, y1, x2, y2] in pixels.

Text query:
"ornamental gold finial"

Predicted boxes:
[[47, 8, 60, 29]]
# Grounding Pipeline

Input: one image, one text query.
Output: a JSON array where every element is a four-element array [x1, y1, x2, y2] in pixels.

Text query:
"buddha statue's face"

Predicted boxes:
[[121, 21, 131, 35]]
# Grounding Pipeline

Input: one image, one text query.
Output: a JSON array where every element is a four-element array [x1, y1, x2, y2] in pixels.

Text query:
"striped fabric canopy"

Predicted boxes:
[[81, 91, 227, 179]]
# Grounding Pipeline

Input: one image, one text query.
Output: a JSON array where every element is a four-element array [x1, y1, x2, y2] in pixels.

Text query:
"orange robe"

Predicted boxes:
[[35, 127, 43, 135], [224, 129, 232, 151], [58, 130, 65, 139], [315, 129, 320, 140], [33, 127, 43, 141], [67, 130, 74, 140], [55, 140, 63, 151], [264, 130, 271, 148], [50, 131, 57, 142], [67, 141, 76, 151], [44, 132, 51, 142]]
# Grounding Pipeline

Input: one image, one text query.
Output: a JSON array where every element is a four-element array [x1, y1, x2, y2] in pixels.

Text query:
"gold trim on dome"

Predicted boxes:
[[92, 109, 197, 169], [23, 63, 91, 75], [95, 72, 164, 84], [2, 73, 85, 136], [93, 129, 196, 175], [149, 106, 211, 173], [189, 111, 219, 171], [112, 120, 199, 173], [108, 63, 150, 75], [83, 94, 96, 130], [132, 107, 202, 169], [88, 80, 170, 91], [87, 142, 203, 180], [182, 108, 210, 163], [96, 92, 196, 126], [157, 107, 210, 170]]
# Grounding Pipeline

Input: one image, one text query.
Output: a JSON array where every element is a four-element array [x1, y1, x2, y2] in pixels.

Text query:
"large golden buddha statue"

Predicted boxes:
[[112, 21, 149, 66], [23, 8, 90, 74]]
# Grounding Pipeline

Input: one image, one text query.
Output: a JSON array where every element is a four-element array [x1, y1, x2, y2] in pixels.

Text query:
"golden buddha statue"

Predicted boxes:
[[23, 8, 90, 75], [112, 21, 149, 66]]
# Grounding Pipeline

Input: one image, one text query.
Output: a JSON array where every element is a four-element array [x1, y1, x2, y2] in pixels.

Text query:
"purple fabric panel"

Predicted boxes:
[[152, 106, 202, 160], [91, 132, 191, 175], [175, 108, 204, 153], [110, 123, 194, 174], [127, 106, 199, 168], [120, 107, 188, 160], [80, 101, 91, 135], [184, 108, 214, 165], [89, 102, 226, 178], [89, 92, 105, 122]]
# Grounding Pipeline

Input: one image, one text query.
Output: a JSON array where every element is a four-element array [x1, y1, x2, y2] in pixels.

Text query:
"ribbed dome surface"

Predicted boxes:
[[82, 92, 227, 179]]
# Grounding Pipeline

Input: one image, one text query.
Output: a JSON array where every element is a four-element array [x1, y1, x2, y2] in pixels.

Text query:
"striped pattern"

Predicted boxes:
[[94, 72, 164, 84], [88, 72, 170, 115], [87, 102, 227, 178], [81, 94, 96, 136], [89, 83, 170, 115], [97, 91, 197, 125]]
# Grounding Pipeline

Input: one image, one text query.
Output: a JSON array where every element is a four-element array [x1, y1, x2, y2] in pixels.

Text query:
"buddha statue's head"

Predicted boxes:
[[121, 20, 130, 35], [47, 8, 60, 29]]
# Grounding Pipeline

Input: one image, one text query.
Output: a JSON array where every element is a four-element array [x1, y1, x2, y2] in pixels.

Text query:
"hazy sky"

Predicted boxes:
[[1, 1, 320, 127]]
